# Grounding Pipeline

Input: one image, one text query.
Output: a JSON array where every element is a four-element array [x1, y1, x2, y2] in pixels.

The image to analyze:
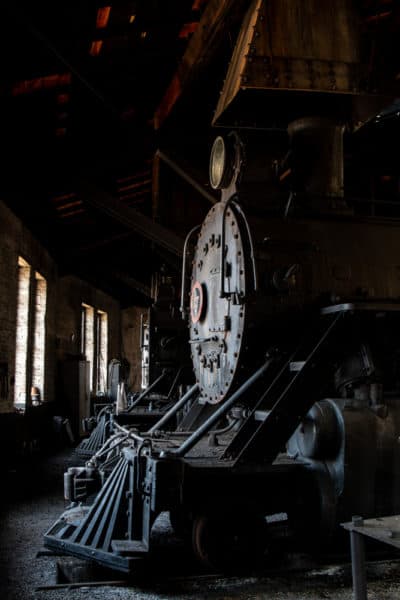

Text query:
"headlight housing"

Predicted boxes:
[[210, 135, 237, 190]]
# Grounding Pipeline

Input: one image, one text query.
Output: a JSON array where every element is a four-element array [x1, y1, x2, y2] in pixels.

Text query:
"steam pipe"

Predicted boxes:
[[148, 383, 200, 433], [170, 359, 272, 458]]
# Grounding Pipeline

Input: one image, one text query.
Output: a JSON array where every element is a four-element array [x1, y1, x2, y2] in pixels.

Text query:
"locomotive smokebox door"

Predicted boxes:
[[190, 201, 249, 404]]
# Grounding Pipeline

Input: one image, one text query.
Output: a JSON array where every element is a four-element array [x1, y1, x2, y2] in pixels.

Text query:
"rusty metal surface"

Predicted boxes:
[[212, 0, 380, 126]]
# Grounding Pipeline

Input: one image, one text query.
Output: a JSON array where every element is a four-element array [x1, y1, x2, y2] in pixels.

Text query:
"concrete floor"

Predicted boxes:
[[1, 449, 400, 599]]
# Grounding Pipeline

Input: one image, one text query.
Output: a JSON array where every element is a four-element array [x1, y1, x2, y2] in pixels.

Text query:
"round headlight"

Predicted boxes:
[[209, 136, 227, 189]]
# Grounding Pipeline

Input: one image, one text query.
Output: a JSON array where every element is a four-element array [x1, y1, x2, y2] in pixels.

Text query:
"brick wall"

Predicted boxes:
[[0, 201, 56, 413], [0, 199, 122, 415]]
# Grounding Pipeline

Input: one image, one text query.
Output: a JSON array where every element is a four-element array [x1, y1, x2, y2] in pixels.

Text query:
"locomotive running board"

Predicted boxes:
[[223, 309, 347, 465]]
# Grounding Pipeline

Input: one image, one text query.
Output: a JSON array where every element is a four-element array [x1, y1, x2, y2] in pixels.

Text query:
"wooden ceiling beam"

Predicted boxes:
[[11, 73, 71, 96], [71, 232, 134, 255], [79, 180, 184, 257], [114, 271, 152, 299], [157, 150, 217, 204]]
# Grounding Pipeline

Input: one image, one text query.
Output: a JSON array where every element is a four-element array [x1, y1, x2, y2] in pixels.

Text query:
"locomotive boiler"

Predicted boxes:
[[44, 0, 400, 574]]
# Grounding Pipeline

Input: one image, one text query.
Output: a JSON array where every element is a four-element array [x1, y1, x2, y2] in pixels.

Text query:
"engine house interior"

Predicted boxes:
[[3, 1, 400, 599]]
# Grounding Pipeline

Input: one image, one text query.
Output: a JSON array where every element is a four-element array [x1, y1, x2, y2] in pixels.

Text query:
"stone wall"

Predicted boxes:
[[0, 201, 56, 413], [0, 200, 123, 416]]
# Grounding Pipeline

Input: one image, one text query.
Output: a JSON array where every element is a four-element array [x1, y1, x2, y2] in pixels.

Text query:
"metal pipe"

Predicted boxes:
[[96, 405, 112, 420], [126, 370, 167, 412], [93, 434, 129, 460], [112, 421, 144, 442], [171, 359, 272, 457], [148, 383, 200, 433], [87, 431, 127, 464]]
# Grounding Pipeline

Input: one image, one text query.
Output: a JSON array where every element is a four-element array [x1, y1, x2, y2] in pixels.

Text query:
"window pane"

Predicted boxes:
[[14, 258, 31, 408], [32, 272, 47, 402], [97, 311, 108, 393], [82, 304, 94, 391]]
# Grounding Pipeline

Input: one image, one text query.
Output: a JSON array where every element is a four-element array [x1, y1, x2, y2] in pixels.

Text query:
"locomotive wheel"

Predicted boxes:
[[191, 510, 267, 572], [169, 509, 192, 539]]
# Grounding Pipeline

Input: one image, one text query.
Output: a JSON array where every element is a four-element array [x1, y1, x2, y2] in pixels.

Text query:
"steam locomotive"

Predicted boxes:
[[44, 119, 400, 572], [44, 0, 400, 574]]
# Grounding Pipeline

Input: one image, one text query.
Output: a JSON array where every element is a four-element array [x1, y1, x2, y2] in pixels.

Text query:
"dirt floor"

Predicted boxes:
[[1, 448, 400, 599]]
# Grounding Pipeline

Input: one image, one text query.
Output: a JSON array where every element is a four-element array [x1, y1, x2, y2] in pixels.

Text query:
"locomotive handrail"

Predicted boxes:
[[233, 199, 258, 293], [220, 197, 258, 299], [180, 224, 201, 320], [225, 311, 345, 464]]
